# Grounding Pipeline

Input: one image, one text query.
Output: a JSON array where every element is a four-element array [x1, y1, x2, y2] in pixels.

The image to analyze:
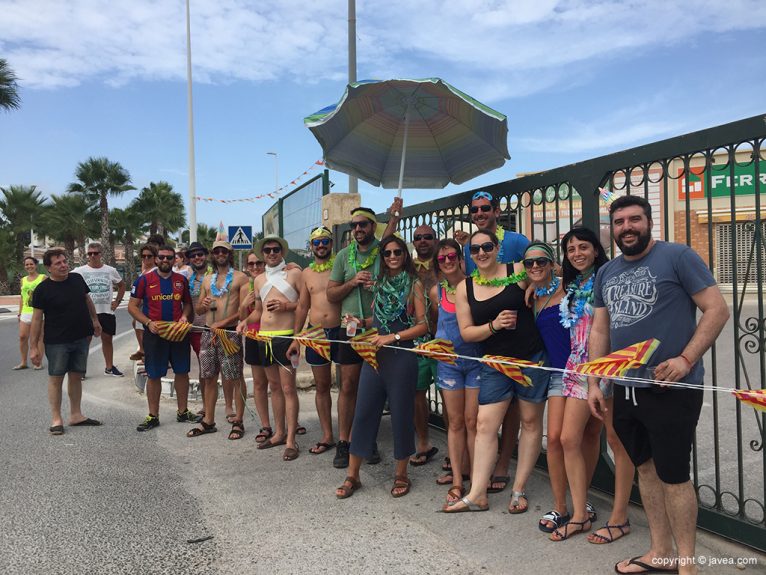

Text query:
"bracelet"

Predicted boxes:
[[488, 321, 498, 334], [679, 353, 694, 368], [145, 320, 152, 328]]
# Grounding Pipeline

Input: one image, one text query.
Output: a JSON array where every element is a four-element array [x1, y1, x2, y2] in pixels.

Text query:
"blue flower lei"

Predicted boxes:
[[210, 268, 234, 297], [535, 275, 560, 297], [189, 270, 203, 297], [559, 273, 594, 329]]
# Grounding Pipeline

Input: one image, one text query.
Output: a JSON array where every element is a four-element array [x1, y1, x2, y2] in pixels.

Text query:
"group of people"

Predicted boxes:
[[26, 189, 729, 575]]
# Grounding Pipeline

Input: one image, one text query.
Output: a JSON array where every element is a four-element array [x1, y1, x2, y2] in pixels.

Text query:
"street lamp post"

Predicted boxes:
[[266, 152, 279, 194], [185, 0, 198, 243]]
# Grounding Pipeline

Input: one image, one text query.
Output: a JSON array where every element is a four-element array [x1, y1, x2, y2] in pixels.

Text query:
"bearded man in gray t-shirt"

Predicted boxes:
[[587, 195, 729, 575]]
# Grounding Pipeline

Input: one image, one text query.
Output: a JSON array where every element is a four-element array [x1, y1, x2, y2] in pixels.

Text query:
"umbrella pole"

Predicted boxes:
[[394, 98, 412, 216]]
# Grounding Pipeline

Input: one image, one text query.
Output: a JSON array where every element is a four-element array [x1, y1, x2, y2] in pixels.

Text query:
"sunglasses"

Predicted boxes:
[[212, 248, 230, 255], [87, 252, 101, 256], [188, 251, 206, 258], [350, 220, 371, 229], [312, 238, 331, 247], [469, 205, 493, 214], [156, 255, 174, 261], [262, 246, 282, 255], [523, 257, 552, 269], [247, 261, 265, 267], [382, 249, 403, 257], [437, 252, 459, 263], [469, 242, 496, 255], [141, 254, 155, 259], [413, 233, 434, 242]]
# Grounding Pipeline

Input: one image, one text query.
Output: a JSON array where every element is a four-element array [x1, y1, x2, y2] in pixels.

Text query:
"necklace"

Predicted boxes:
[[310, 256, 335, 273], [535, 276, 560, 297], [471, 268, 527, 287], [373, 272, 413, 333], [559, 272, 595, 328], [439, 279, 457, 295], [348, 241, 379, 271], [210, 268, 234, 297], [189, 270, 205, 297]]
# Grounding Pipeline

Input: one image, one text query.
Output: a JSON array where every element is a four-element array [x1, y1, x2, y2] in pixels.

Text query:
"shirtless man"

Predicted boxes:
[[287, 226, 340, 455], [238, 235, 304, 461], [188, 240, 248, 440]]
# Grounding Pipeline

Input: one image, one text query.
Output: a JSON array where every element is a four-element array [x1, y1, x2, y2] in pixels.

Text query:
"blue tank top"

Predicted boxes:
[[535, 305, 570, 368]]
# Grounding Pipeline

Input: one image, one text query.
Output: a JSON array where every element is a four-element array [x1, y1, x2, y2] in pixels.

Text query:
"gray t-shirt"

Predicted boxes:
[[593, 241, 716, 387]]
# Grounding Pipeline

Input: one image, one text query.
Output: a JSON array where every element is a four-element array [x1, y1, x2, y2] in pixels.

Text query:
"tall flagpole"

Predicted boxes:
[[348, 0, 358, 195], [185, 0, 198, 242]]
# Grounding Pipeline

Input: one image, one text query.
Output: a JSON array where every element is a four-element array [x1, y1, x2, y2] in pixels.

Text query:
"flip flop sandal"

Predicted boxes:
[[283, 446, 300, 461], [539, 510, 571, 533], [446, 485, 466, 504], [588, 520, 631, 544], [487, 475, 510, 493], [442, 496, 489, 513], [442, 456, 452, 471], [228, 421, 245, 440], [615, 556, 678, 575], [296, 424, 307, 435], [409, 446, 439, 467], [508, 491, 529, 514], [49, 425, 64, 436], [71, 418, 102, 426], [309, 442, 336, 455], [255, 427, 273, 443], [257, 437, 286, 450], [336, 476, 361, 499], [187, 421, 217, 437], [391, 476, 411, 498], [550, 518, 591, 542], [13, 364, 28, 370]]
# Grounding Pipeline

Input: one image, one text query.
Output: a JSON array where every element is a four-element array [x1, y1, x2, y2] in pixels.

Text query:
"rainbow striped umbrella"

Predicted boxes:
[[304, 78, 509, 195]]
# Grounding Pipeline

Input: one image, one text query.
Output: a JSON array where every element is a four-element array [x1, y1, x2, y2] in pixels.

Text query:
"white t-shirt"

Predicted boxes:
[[72, 264, 123, 315]]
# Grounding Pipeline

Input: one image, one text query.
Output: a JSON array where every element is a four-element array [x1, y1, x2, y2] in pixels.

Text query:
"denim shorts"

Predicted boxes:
[[437, 358, 482, 391], [547, 372, 564, 398], [45, 337, 90, 376], [478, 350, 549, 405]]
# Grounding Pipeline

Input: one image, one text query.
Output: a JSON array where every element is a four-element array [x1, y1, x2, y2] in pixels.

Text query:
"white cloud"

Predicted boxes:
[[0, 0, 764, 100]]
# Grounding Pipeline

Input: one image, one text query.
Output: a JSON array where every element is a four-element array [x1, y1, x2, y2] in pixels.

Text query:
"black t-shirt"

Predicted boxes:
[[31, 273, 95, 344]]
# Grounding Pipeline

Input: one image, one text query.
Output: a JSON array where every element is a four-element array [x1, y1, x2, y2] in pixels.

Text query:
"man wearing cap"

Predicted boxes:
[[455, 191, 530, 493], [287, 226, 340, 455], [239, 235, 303, 460], [128, 245, 193, 432], [188, 240, 248, 440], [185, 242, 210, 420]]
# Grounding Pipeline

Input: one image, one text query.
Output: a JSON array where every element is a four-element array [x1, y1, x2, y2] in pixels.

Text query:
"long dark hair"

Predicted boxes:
[[432, 238, 463, 274], [378, 235, 415, 279], [561, 227, 608, 287]]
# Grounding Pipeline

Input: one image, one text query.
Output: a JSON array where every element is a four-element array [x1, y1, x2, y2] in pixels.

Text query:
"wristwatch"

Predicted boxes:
[[394, 333, 401, 342]]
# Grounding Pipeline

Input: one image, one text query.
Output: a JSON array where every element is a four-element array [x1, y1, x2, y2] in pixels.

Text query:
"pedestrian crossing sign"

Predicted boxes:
[[228, 226, 253, 250]]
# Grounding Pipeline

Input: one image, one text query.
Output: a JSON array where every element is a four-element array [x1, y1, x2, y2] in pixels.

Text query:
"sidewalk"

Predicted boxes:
[[92, 333, 766, 574]]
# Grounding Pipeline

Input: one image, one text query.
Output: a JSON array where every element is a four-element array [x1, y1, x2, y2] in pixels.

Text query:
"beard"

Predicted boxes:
[[356, 232, 373, 246], [616, 228, 652, 256], [312, 248, 330, 260]]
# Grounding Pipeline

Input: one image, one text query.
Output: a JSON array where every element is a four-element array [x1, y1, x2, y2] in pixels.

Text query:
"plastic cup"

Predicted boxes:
[[290, 354, 300, 369], [507, 310, 518, 330], [346, 320, 358, 337]]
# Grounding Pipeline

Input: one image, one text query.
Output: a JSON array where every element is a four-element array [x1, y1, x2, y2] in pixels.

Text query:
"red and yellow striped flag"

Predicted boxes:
[[244, 329, 272, 343], [350, 328, 379, 372], [575, 339, 661, 378], [212, 328, 241, 356], [413, 339, 457, 365], [153, 320, 193, 342], [294, 326, 331, 363], [733, 389, 766, 412], [481, 355, 541, 387]]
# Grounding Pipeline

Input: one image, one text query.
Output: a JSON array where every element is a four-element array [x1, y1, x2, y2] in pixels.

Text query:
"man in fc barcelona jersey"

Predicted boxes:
[[128, 244, 193, 432]]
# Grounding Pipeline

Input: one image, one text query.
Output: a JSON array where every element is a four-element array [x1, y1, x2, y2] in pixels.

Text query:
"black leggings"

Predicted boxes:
[[349, 346, 417, 461]]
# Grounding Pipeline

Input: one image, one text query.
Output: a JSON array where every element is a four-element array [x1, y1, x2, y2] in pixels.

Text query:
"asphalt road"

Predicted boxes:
[[0, 306, 763, 574]]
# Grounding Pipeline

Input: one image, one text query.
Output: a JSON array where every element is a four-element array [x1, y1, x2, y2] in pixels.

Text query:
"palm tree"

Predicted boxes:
[[180, 223, 217, 248], [0, 185, 48, 292], [110, 203, 146, 286], [41, 194, 100, 266], [67, 157, 134, 265], [133, 181, 186, 238], [0, 59, 20, 112], [0, 224, 15, 293]]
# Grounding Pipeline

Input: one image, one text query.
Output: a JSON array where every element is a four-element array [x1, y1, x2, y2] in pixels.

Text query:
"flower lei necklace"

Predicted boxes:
[[210, 268, 234, 297], [494, 227, 506, 262], [189, 270, 205, 297], [439, 279, 457, 295], [471, 267, 527, 287], [559, 271, 595, 329], [310, 256, 335, 273], [535, 275, 560, 297], [348, 241, 379, 271], [373, 272, 413, 333]]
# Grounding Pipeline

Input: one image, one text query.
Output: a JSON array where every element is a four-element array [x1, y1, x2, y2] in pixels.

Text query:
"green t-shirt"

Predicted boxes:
[[21, 274, 46, 314], [330, 239, 380, 319]]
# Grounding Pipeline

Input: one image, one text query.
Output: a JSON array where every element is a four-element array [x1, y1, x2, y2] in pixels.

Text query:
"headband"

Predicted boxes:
[[310, 226, 333, 240], [524, 241, 556, 262], [472, 191, 494, 202], [351, 208, 377, 225]]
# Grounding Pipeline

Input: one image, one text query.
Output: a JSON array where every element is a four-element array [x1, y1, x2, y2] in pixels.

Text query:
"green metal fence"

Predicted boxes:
[[333, 114, 766, 551]]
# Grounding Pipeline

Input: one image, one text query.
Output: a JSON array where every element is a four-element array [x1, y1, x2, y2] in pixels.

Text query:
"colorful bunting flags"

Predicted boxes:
[[294, 326, 332, 363], [349, 329, 380, 371], [481, 355, 541, 387], [413, 339, 458, 365], [212, 328, 241, 356], [152, 320, 193, 342], [732, 389, 766, 412], [575, 338, 660, 378]]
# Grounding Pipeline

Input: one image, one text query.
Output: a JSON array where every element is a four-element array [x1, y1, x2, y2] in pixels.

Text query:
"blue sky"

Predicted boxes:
[[1, 0, 765, 235]]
